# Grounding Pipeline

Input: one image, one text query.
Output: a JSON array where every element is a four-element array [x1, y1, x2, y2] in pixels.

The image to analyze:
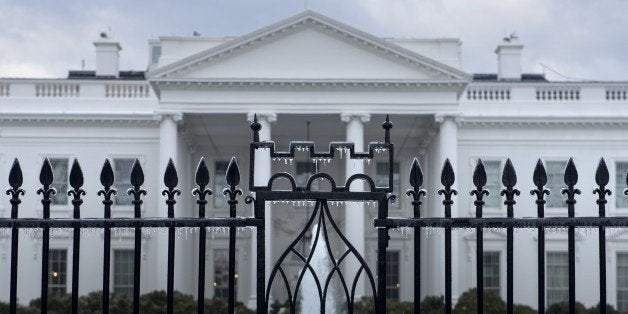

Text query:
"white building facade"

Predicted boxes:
[[1, 11, 628, 311]]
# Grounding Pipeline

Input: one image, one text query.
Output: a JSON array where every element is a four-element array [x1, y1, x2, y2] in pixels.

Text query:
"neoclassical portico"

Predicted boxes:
[[146, 10, 470, 306]]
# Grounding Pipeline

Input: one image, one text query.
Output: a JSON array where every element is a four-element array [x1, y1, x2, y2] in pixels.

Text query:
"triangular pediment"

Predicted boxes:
[[147, 11, 471, 82]]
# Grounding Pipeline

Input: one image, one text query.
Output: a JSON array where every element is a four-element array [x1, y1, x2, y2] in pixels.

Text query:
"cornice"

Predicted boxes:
[[149, 78, 468, 89], [460, 116, 628, 127], [0, 113, 159, 125]]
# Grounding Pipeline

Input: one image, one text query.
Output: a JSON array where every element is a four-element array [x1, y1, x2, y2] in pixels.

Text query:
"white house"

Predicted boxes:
[[1, 10, 628, 311]]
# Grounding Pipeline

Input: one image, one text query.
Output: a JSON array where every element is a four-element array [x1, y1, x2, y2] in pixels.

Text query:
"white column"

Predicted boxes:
[[432, 113, 460, 301], [246, 112, 276, 309], [156, 112, 182, 290], [341, 112, 370, 298]]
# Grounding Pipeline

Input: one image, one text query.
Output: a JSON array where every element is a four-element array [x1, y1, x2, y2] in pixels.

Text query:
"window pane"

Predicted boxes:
[[617, 253, 628, 311], [214, 249, 237, 299], [114, 250, 134, 299], [214, 162, 229, 208], [113, 159, 134, 206], [483, 251, 500, 295], [151, 46, 161, 64], [50, 158, 68, 205], [616, 163, 628, 208], [547, 252, 568, 306], [377, 162, 400, 209], [483, 161, 501, 208], [546, 162, 567, 208], [386, 251, 400, 300], [49, 249, 67, 294]]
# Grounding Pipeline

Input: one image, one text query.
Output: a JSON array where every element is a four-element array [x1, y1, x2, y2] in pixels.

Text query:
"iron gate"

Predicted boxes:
[[0, 115, 627, 314]]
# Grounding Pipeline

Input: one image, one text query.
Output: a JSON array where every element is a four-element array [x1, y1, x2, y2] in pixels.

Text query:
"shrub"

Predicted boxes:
[[546, 301, 587, 314], [420, 295, 445, 314], [587, 303, 619, 314], [514, 303, 537, 314], [454, 288, 506, 314]]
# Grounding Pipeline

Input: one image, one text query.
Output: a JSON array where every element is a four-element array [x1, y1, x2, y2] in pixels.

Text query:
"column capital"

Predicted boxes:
[[340, 113, 371, 123], [247, 112, 277, 123], [154, 112, 183, 124], [434, 113, 462, 124]]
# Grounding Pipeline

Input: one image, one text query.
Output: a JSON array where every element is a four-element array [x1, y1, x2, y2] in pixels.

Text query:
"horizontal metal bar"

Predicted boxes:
[[0, 217, 263, 228], [255, 191, 387, 201], [374, 216, 628, 228]]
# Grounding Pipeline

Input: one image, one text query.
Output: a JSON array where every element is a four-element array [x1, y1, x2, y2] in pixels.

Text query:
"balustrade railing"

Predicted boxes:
[[105, 83, 151, 98], [35, 82, 80, 97]]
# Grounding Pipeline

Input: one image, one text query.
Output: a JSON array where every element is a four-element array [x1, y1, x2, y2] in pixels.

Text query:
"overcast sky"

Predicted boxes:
[[1, 0, 627, 81]]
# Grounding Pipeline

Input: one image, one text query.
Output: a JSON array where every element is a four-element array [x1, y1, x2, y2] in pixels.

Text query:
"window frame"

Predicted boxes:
[[48, 248, 69, 295], [546, 251, 569, 307], [542, 159, 569, 215], [375, 161, 401, 210], [469, 158, 505, 216], [213, 160, 230, 209], [483, 251, 501, 295], [113, 249, 135, 299], [615, 161, 628, 211], [385, 250, 401, 300], [106, 155, 145, 214], [464, 230, 506, 300]]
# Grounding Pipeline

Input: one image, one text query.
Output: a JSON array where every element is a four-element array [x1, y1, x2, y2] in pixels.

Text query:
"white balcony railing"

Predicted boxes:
[[35, 83, 80, 97], [105, 83, 151, 98], [0, 83, 9, 97], [606, 88, 627, 101], [466, 86, 511, 101]]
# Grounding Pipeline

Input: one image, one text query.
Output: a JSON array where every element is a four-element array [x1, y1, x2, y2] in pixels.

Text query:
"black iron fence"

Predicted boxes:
[[0, 115, 625, 314]]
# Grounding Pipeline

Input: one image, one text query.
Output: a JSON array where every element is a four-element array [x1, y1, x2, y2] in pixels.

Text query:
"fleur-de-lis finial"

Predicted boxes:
[[68, 159, 86, 208], [162, 159, 181, 207], [192, 158, 213, 204], [406, 158, 426, 215], [470, 159, 489, 207], [6, 158, 25, 208], [97, 159, 117, 200], [223, 157, 243, 206], [438, 159, 458, 211], [561, 158, 581, 206], [530, 159, 550, 204], [593, 158, 611, 206], [127, 159, 147, 210], [37, 157, 57, 200], [500, 158, 520, 208]]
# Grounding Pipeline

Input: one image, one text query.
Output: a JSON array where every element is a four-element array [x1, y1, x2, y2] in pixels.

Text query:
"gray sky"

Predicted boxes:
[[1, 0, 627, 81]]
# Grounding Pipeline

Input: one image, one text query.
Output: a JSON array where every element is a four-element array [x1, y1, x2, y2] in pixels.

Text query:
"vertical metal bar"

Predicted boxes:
[[507, 223, 513, 313], [408, 158, 425, 314], [438, 160, 456, 314], [476, 211, 483, 314], [377, 198, 390, 314], [228, 195, 238, 313], [537, 202, 546, 314], [562, 158, 579, 314], [500, 158, 519, 314], [197, 198, 207, 314], [130, 175, 146, 314], [167, 205, 175, 314], [103, 201, 112, 314], [256, 200, 267, 314], [532, 160, 549, 314], [71, 194, 82, 314], [7, 161, 24, 314], [38, 175, 54, 314], [594, 159, 610, 314]]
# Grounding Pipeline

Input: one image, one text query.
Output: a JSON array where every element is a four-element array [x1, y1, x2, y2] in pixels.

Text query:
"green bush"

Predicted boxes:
[[514, 303, 537, 314], [546, 301, 587, 314], [586, 303, 619, 314], [454, 288, 506, 314], [420, 295, 445, 314]]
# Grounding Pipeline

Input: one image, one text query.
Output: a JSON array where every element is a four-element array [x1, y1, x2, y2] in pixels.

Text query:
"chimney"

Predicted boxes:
[[495, 34, 523, 80], [94, 32, 122, 77]]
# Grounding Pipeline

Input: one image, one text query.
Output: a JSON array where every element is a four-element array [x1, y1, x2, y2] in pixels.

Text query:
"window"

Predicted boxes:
[[618, 253, 628, 311], [296, 161, 319, 191], [616, 162, 628, 208], [214, 161, 229, 208], [49, 249, 67, 294], [483, 161, 501, 208], [151, 45, 161, 64], [385, 251, 400, 300], [49, 158, 69, 205], [483, 251, 500, 295], [546, 252, 568, 306], [114, 250, 134, 298], [376, 162, 400, 209], [112, 159, 134, 206], [546, 161, 567, 208], [214, 249, 237, 299]]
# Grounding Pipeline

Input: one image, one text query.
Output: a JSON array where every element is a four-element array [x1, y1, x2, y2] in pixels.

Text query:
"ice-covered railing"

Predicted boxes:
[[248, 114, 395, 193]]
